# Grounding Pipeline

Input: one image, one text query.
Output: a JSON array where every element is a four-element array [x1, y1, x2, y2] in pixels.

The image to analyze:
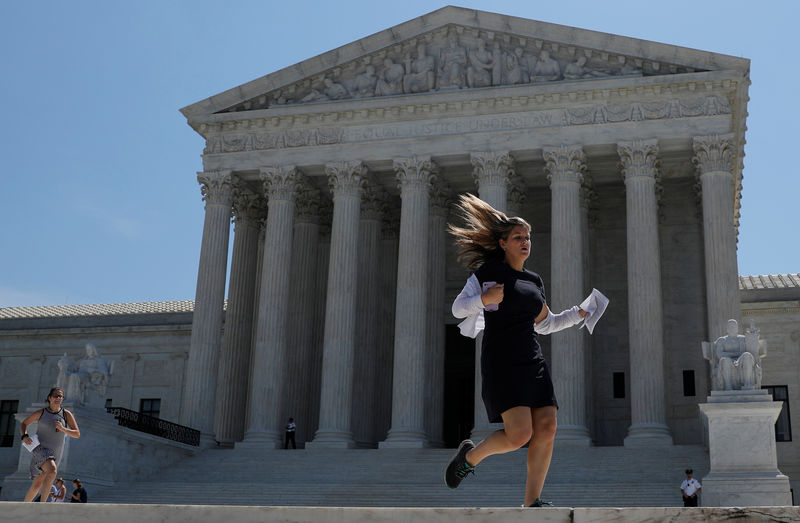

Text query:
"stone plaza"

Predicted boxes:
[[1, 6, 799, 510]]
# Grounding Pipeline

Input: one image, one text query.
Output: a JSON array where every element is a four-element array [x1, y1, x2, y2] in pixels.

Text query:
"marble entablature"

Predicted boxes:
[[220, 24, 704, 114], [203, 94, 732, 154]]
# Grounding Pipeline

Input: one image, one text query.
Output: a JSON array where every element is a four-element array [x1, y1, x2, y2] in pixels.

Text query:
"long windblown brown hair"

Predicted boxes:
[[448, 194, 531, 272]]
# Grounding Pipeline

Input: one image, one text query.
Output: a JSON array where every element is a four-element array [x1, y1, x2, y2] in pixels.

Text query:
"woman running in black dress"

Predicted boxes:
[[444, 194, 587, 507]]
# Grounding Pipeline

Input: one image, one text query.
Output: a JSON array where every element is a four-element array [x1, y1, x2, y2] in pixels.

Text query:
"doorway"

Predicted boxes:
[[443, 325, 475, 448]]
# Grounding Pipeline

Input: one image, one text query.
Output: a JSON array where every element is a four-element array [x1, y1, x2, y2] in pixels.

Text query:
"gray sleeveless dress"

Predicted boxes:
[[29, 408, 67, 478]]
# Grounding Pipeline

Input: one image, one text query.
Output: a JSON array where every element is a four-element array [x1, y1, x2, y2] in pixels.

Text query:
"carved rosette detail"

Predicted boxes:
[[360, 182, 386, 221], [617, 139, 660, 182], [197, 170, 234, 207], [294, 181, 321, 224], [326, 161, 367, 198], [260, 165, 302, 202], [692, 134, 735, 175], [543, 145, 586, 185], [470, 151, 514, 189], [394, 156, 436, 193]]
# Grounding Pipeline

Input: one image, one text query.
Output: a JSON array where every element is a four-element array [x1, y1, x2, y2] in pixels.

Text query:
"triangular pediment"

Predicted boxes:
[[181, 6, 748, 120]]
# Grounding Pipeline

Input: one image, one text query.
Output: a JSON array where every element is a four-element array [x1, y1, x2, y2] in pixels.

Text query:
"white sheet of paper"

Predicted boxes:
[[22, 433, 39, 452], [579, 288, 609, 334]]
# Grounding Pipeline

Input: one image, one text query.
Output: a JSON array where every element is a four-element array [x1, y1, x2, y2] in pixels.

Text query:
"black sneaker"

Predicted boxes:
[[528, 498, 554, 507], [444, 439, 475, 489]]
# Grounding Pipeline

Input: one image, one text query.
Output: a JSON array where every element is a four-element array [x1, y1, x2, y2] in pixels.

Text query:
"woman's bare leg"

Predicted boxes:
[[524, 406, 557, 506], [37, 459, 57, 502], [23, 474, 44, 502], [466, 406, 533, 466]]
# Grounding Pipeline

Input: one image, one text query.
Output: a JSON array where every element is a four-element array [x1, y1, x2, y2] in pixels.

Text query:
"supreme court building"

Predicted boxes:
[[174, 5, 751, 450], [6, 8, 800, 482]]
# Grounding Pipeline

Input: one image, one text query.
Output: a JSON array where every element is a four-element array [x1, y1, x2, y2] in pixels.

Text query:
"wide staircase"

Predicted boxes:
[[93, 444, 708, 507]]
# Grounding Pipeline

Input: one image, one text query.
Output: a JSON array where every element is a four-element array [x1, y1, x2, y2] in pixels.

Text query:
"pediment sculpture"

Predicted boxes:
[[56, 343, 114, 407], [221, 24, 701, 113], [702, 319, 767, 391]]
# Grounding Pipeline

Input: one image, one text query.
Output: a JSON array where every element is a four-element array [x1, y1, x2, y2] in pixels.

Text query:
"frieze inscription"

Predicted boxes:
[[204, 95, 730, 154]]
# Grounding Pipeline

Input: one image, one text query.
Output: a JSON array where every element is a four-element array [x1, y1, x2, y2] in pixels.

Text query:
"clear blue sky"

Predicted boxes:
[[1, 1, 796, 307]]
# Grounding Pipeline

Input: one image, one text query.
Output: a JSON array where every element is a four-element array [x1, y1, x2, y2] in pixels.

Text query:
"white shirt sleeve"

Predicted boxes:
[[452, 274, 485, 338]]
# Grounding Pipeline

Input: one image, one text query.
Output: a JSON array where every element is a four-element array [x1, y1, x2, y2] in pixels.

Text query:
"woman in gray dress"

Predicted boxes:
[[19, 387, 81, 502]]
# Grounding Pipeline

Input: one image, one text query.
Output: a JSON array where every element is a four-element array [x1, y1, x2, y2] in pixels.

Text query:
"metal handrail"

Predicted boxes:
[[105, 407, 200, 446]]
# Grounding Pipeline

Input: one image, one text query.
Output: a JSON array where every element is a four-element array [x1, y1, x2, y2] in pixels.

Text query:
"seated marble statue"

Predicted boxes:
[[505, 47, 530, 84], [531, 50, 561, 82], [403, 44, 435, 94], [466, 38, 494, 88], [56, 343, 114, 406], [437, 33, 467, 89], [702, 319, 766, 391]]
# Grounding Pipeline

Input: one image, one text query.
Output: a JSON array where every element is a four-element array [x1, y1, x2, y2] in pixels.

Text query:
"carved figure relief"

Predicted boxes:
[[403, 43, 436, 94], [221, 25, 697, 113]]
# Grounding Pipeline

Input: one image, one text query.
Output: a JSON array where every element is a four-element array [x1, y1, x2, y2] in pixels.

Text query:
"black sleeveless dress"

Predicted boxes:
[[474, 259, 558, 422]]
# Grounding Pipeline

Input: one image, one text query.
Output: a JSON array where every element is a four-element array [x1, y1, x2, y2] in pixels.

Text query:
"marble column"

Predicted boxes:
[[374, 203, 400, 443], [116, 353, 139, 410], [424, 182, 450, 447], [618, 140, 672, 446], [469, 151, 512, 440], [352, 182, 383, 446], [282, 182, 321, 447], [181, 170, 233, 443], [308, 161, 365, 448], [693, 134, 741, 340], [213, 186, 265, 447], [241, 166, 300, 448], [543, 146, 591, 445], [381, 156, 435, 448]]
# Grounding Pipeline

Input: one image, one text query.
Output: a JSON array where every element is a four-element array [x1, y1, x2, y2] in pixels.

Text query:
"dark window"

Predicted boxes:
[[613, 372, 625, 399], [0, 400, 19, 447], [105, 398, 112, 409], [683, 370, 696, 397], [139, 398, 161, 419], [763, 386, 792, 442]]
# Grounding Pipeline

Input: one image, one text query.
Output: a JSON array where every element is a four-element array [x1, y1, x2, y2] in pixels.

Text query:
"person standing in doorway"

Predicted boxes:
[[681, 468, 702, 506], [284, 417, 296, 449]]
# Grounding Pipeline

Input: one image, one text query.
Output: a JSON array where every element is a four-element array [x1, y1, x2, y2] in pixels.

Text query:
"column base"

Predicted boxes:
[[701, 473, 792, 507], [624, 423, 673, 447], [379, 428, 428, 448], [555, 424, 592, 446], [306, 429, 356, 449], [237, 430, 282, 450]]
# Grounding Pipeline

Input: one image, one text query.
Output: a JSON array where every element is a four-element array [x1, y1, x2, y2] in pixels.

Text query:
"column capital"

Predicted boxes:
[[361, 182, 386, 221], [326, 160, 367, 198], [429, 180, 453, 218], [692, 134, 735, 175], [197, 170, 234, 207], [470, 151, 514, 189], [295, 181, 321, 224], [543, 145, 586, 185], [618, 139, 660, 182], [232, 184, 267, 227], [260, 166, 302, 202], [393, 156, 436, 192], [507, 171, 527, 215]]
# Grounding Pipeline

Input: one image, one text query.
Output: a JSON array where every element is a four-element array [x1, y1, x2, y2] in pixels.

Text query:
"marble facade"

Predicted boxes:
[[178, 6, 750, 449], [8, 6, 797, 494]]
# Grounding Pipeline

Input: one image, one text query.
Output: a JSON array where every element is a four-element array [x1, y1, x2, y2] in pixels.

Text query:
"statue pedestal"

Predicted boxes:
[[698, 390, 791, 506]]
